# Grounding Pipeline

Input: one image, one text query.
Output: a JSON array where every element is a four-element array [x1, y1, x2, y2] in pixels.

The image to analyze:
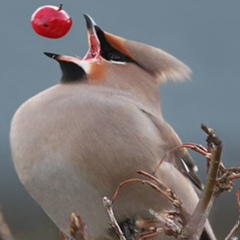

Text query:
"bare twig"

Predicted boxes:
[[105, 172, 192, 239], [103, 196, 126, 240], [137, 170, 190, 225], [104, 178, 171, 239], [102, 124, 240, 239], [111, 172, 191, 226], [103, 194, 182, 240], [60, 213, 89, 240], [225, 220, 240, 240], [0, 209, 15, 240], [111, 177, 181, 209], [148, 209, 182, 238], [182, 124, 223, 240], [225, 189, 240, 240], [136, 171, 182, 208], [69, 213, 89, 240], [153, 143, 210, 174], [60, 231, 69, 240]]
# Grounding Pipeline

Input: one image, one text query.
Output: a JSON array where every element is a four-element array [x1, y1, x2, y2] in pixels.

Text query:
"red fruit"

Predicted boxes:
[[31, 4, 73, 39]]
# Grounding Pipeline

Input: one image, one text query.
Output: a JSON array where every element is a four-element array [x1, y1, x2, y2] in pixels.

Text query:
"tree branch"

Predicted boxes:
[[0, 209, 15, 240], [181, 124, 223, 239], [225, 189, 240, 240]]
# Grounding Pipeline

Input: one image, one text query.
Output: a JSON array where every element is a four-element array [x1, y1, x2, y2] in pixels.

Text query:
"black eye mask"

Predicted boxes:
[[95, 26, 135, 64]]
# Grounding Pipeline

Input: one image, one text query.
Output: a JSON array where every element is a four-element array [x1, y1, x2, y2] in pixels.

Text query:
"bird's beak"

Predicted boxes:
[[44, 15, 102, 63], [83, 14, 101, 60], [44, 52, 80, 62], [44, 52, 60, 60]]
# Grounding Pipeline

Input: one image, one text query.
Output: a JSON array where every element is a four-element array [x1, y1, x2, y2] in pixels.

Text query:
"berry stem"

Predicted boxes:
[[58, 3, 63, 11]]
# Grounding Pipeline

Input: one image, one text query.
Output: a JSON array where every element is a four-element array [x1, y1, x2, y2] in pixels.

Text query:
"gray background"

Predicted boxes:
[[1, 1, 240, 239]]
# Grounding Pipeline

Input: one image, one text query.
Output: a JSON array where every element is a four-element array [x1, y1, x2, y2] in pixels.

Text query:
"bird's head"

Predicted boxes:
[[45, 14, 191, 85]]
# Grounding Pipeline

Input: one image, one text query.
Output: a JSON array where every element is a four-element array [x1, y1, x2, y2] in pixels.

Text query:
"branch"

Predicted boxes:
[[0, 209, 15, 240], [181, 124, 223, 240], [61, 213, 89, 240], [153, 143, 210, 175], [60, 124, 240, 240], [225, 189, 240, 240], [103, 197, 126, 240], [104, 172, 192, 239]]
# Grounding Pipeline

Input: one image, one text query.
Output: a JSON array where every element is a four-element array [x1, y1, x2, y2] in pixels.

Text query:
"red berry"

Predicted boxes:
[[31, 4, 73, 39]]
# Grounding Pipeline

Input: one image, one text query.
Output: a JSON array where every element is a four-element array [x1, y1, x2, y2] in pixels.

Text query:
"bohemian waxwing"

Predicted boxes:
[[10, 15, 216, 240]]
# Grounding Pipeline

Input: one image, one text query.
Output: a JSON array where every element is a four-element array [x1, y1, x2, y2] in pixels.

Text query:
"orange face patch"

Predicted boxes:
[[89, 61, 108, 84]]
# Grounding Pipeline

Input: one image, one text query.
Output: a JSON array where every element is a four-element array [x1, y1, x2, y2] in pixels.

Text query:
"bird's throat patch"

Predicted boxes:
[[89, 63, 107, 83]]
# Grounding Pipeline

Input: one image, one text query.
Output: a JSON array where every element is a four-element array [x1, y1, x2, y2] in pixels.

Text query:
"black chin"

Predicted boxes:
[[44, 52, 87, 83], [58, 61, 87, 83]]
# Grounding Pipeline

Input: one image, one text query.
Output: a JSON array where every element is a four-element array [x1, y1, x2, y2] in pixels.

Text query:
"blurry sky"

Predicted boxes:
[[1, 1, 240, 239]]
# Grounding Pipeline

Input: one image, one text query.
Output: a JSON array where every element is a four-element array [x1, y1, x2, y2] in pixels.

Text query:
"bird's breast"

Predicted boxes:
[[10, 84, 169, 237]]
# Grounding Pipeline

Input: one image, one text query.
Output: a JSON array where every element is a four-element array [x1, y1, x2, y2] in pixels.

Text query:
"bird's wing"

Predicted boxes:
[[140, 109, 204, 191], [177, 150, 204, 190]]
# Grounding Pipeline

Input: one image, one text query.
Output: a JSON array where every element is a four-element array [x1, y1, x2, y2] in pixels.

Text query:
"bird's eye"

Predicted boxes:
[[108, 52, 125, 62]]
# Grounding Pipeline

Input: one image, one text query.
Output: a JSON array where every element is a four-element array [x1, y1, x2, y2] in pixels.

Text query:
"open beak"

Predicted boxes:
[[45, 15, 102, 63], [83, 14, 101, 60]]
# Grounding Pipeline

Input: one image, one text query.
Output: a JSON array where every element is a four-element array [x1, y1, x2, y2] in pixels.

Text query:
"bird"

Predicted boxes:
[[10, 15, 216, 240]]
